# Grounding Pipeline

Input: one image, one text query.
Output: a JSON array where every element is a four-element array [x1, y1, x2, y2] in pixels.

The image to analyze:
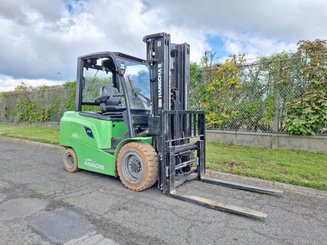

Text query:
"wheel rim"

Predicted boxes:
[[121, 150, 144, 183], [65, 153, 74, 169]]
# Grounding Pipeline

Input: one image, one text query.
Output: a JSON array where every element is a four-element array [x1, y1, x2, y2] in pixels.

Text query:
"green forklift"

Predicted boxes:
[[60, 33, 282, 219]]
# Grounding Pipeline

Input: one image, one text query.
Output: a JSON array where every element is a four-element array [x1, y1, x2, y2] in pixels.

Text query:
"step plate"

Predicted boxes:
[[170, 190, 267, 220]]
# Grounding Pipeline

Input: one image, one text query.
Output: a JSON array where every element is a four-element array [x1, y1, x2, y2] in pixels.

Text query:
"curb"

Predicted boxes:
[[0, 136, 64, 150]]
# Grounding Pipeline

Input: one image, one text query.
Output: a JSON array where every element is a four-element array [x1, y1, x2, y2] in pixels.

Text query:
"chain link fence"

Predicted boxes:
[[190, 55, 327, 135], [0, 85, 73, 123]]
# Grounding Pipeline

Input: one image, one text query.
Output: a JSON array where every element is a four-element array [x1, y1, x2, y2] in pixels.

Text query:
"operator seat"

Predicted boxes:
[[99, 86, 125, 113]]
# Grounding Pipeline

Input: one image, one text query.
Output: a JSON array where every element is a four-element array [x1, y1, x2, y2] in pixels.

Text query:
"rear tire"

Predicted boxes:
[[63, 148, 79, 173], [117, 142, 158, 192]]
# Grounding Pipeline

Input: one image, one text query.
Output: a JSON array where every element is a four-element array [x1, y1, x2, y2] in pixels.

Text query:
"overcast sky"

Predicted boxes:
[[0, 0, 326, 91]]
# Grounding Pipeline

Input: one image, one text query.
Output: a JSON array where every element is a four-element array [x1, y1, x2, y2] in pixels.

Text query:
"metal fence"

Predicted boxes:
[[190, 55, 327, 135], [0, 85, 71, 123]]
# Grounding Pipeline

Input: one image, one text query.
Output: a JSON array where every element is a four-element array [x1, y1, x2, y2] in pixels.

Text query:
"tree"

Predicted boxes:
[[189, 62, 205, 109], [285, 40, 327, 135], [205, 55, 244, 128]]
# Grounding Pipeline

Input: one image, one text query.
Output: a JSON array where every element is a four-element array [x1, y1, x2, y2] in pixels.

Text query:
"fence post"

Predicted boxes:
[[271, 60, 282, 149], [272, 98, 279, 133]]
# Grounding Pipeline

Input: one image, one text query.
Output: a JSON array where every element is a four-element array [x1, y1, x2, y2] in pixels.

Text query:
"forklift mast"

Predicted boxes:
[[143, 33, 206, 193]]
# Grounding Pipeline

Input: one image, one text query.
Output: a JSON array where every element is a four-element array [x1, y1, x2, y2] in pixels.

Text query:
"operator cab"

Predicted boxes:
[[76, 52, 151, 137]]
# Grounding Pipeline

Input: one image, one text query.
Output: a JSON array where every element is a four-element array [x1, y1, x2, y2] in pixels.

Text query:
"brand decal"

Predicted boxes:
[[157, 63, 162, 98], [84, 127, 94, 138], [84, 159, 104, 170]]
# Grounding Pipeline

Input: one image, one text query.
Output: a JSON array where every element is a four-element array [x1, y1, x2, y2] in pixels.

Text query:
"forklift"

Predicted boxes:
[[60, 32, 282, 219]]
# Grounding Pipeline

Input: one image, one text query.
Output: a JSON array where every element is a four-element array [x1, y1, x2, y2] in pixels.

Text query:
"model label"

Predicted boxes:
[[84, 159, 104, 170]]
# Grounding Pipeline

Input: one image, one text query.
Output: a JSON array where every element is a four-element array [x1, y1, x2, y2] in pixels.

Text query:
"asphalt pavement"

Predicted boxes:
[[0, 137, 326, 245]]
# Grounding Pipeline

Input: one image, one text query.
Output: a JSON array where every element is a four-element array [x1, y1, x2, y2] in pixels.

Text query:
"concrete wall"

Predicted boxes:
[[0, 119, 59, 128], [207, 130, 327, 153]]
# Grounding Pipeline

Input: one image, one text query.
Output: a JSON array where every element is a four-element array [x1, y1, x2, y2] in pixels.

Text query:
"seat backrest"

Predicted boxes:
[[100, 86, 121, 105]]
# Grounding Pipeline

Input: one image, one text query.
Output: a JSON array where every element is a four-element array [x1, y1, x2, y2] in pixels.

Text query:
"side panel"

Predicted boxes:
[[60, 111, 128, 149], [71, 137, 117, 176], [70, 115, 112, 149], [60, 112, 73, 147]]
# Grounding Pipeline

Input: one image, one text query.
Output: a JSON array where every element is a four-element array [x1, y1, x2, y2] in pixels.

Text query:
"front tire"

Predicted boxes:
[[117, 142, 158, 192], [63, 148, 79, 173]]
